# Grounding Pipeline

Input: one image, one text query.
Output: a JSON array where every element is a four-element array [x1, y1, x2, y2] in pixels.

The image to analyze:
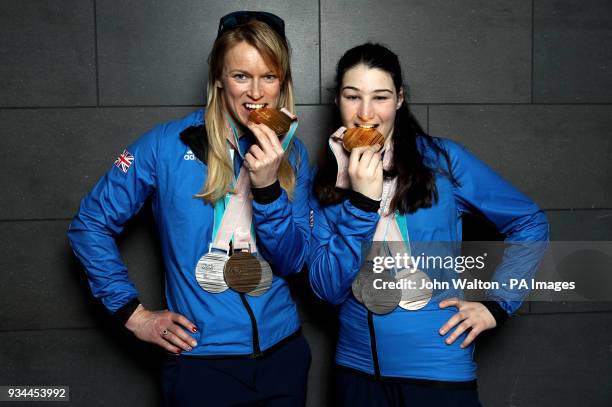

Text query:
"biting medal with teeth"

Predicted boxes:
[[342, 126, 385, 152], [248, 107, 293, 136]]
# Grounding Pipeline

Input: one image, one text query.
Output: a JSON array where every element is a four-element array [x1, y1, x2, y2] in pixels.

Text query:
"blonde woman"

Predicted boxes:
[[68, 12, 311, 406]]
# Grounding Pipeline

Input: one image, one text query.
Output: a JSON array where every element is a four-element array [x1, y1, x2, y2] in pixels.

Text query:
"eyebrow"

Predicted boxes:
[[341, 86, 393, 94], [228, 69, 277, 76]]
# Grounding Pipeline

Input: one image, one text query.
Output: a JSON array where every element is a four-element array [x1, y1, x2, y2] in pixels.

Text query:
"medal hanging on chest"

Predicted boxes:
[[336, 150, 433, 314], [223, 251, 262, 293], [195, 111, 298, 296], [194, 160, 271, 296], [196, 248, 229, 293]]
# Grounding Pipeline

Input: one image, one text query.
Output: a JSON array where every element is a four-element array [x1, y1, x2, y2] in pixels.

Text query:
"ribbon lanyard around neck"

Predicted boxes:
[[210, 111, 299, 253], [372, 179, 412, 260], [210, 116, 252, 253]]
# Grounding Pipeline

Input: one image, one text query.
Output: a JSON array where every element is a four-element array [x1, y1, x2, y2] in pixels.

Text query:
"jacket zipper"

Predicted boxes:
[[367, 310, 381, 378], [240, 293, 262, 358]]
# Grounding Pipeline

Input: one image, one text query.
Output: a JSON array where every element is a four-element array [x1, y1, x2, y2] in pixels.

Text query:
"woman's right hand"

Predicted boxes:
[[124, 304, 198, 353], [348, 145, 383, 200]]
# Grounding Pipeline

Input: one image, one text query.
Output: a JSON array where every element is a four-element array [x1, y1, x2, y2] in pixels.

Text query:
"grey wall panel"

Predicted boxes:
[[302, 322, 336, 407], [295, 105, 335, 165], [530, 209, 612, 314], [548, 209, 612, 241], [0, 329, 160, 406], [0, 215, 166, 331], [429, 105, 612, 209], [534, 0, 612, 103], [0, 0, 96, 107], [97, 0, 319, 105], [0, 107, 195, 220], [476, 313, 612, 407], [321, 0, 531, 103], [411, 105, 428, 135]]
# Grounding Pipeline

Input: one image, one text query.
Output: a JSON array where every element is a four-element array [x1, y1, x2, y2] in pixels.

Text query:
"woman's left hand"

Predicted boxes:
[[245, 122, 285, 188], [438, 298, 496, 348]]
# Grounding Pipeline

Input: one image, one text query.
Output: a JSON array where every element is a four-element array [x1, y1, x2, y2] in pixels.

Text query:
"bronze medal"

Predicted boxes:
[[246, 257, 273, 297], [248, 108, 292, 136], [224, 251, 262, 293], [195, 252, 229, 293], [396, 269, 433, 311], [362, 271, 402, 315], [342, 127, 384, 152]]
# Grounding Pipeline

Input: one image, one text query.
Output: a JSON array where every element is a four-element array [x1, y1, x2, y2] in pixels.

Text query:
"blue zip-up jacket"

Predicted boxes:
[[68, 109, 311, 357], [308, 136, 549, 381]]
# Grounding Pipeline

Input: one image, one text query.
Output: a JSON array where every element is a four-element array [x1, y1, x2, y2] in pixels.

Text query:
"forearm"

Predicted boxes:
[[309, 200, 379, 304]]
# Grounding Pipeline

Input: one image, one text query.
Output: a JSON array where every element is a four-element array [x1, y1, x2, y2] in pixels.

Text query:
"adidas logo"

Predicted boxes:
[[184, 149, 196, 161]]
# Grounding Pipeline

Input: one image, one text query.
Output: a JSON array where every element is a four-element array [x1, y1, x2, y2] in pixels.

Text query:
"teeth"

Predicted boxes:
[[245, 103, 266, 110], [356, 124, 377, 129]]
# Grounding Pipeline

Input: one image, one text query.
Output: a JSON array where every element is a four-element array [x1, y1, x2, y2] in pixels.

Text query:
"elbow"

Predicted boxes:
[[307, 262, 345, 306], [532, 209, 550, 242], [507, 208, 550, 242]]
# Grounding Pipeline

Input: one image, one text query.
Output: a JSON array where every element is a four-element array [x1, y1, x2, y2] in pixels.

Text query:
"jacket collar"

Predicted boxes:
[[179, 125, 208, 164]]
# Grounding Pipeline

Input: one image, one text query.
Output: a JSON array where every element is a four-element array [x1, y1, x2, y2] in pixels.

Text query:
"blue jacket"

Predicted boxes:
[[308, 137, 549, 381], [68, 110, 311, 357]]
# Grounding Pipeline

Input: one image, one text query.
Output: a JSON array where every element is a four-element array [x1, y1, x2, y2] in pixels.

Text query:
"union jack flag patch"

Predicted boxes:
[[114, 149, 134, 173]]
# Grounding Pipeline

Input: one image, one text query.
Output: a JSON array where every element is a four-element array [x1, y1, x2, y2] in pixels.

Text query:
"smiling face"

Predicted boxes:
[[216, 41, 281, 132], [338, 64, 403, 141]]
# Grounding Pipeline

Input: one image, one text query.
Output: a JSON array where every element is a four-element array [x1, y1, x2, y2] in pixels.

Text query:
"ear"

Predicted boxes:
[[334, 96, 338, 106], [215, 78, 223, 89], [396, 87, 405, 110]]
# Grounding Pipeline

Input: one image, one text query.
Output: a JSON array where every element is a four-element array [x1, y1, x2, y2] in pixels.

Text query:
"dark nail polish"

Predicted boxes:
[[192, 327, 198, 333]]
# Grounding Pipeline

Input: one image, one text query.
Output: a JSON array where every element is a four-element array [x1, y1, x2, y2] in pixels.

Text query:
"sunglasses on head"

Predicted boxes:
[[217, 11, 285, 39]]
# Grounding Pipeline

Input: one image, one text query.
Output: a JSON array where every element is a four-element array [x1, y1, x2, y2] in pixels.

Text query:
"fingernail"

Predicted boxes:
[[439, 329, 445, 335], [186, 346, 192, 352], [191, 341, 197, 347], [192, 327, 198, 333], [446, 339, 451, 345]]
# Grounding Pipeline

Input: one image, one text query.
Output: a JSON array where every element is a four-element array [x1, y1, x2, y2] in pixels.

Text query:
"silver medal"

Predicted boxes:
[[246, 257, 273, 297], [362, 270, 402, 315], [396, 269, 433, 311], [351, 262, 372, 303], [195, 251, 229, 293]]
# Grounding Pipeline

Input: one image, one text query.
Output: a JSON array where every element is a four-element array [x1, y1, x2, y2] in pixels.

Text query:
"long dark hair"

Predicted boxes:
[[313, 43, 457, 214]]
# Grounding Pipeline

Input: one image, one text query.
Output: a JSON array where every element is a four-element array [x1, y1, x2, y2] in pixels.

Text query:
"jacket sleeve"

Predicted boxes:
[[445, 139, 550, 316], [67, 126, 161, 314], [307, 192, 380, 305], [251, 139, 312, 277]]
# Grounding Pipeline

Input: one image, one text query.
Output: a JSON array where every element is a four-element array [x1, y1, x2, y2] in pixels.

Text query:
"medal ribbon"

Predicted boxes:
[[210, 110, 299, 253], [328, 128, 411, 256]]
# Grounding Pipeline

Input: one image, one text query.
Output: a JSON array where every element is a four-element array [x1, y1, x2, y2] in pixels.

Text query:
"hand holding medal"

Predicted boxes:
[[347, 144, 383, 200], [245, 108, 290, 188]]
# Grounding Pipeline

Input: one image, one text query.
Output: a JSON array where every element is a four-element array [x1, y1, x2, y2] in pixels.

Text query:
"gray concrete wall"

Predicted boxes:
[[1, 1, 611, 406]]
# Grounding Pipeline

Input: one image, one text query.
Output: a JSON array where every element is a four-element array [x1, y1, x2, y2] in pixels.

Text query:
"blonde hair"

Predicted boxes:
[[198, 20, 296, 203]]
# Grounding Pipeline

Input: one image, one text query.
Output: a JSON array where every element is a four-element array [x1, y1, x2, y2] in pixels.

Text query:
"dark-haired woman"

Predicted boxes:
[[308, 43, 548, 406], [68, 12, 311, 407]]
